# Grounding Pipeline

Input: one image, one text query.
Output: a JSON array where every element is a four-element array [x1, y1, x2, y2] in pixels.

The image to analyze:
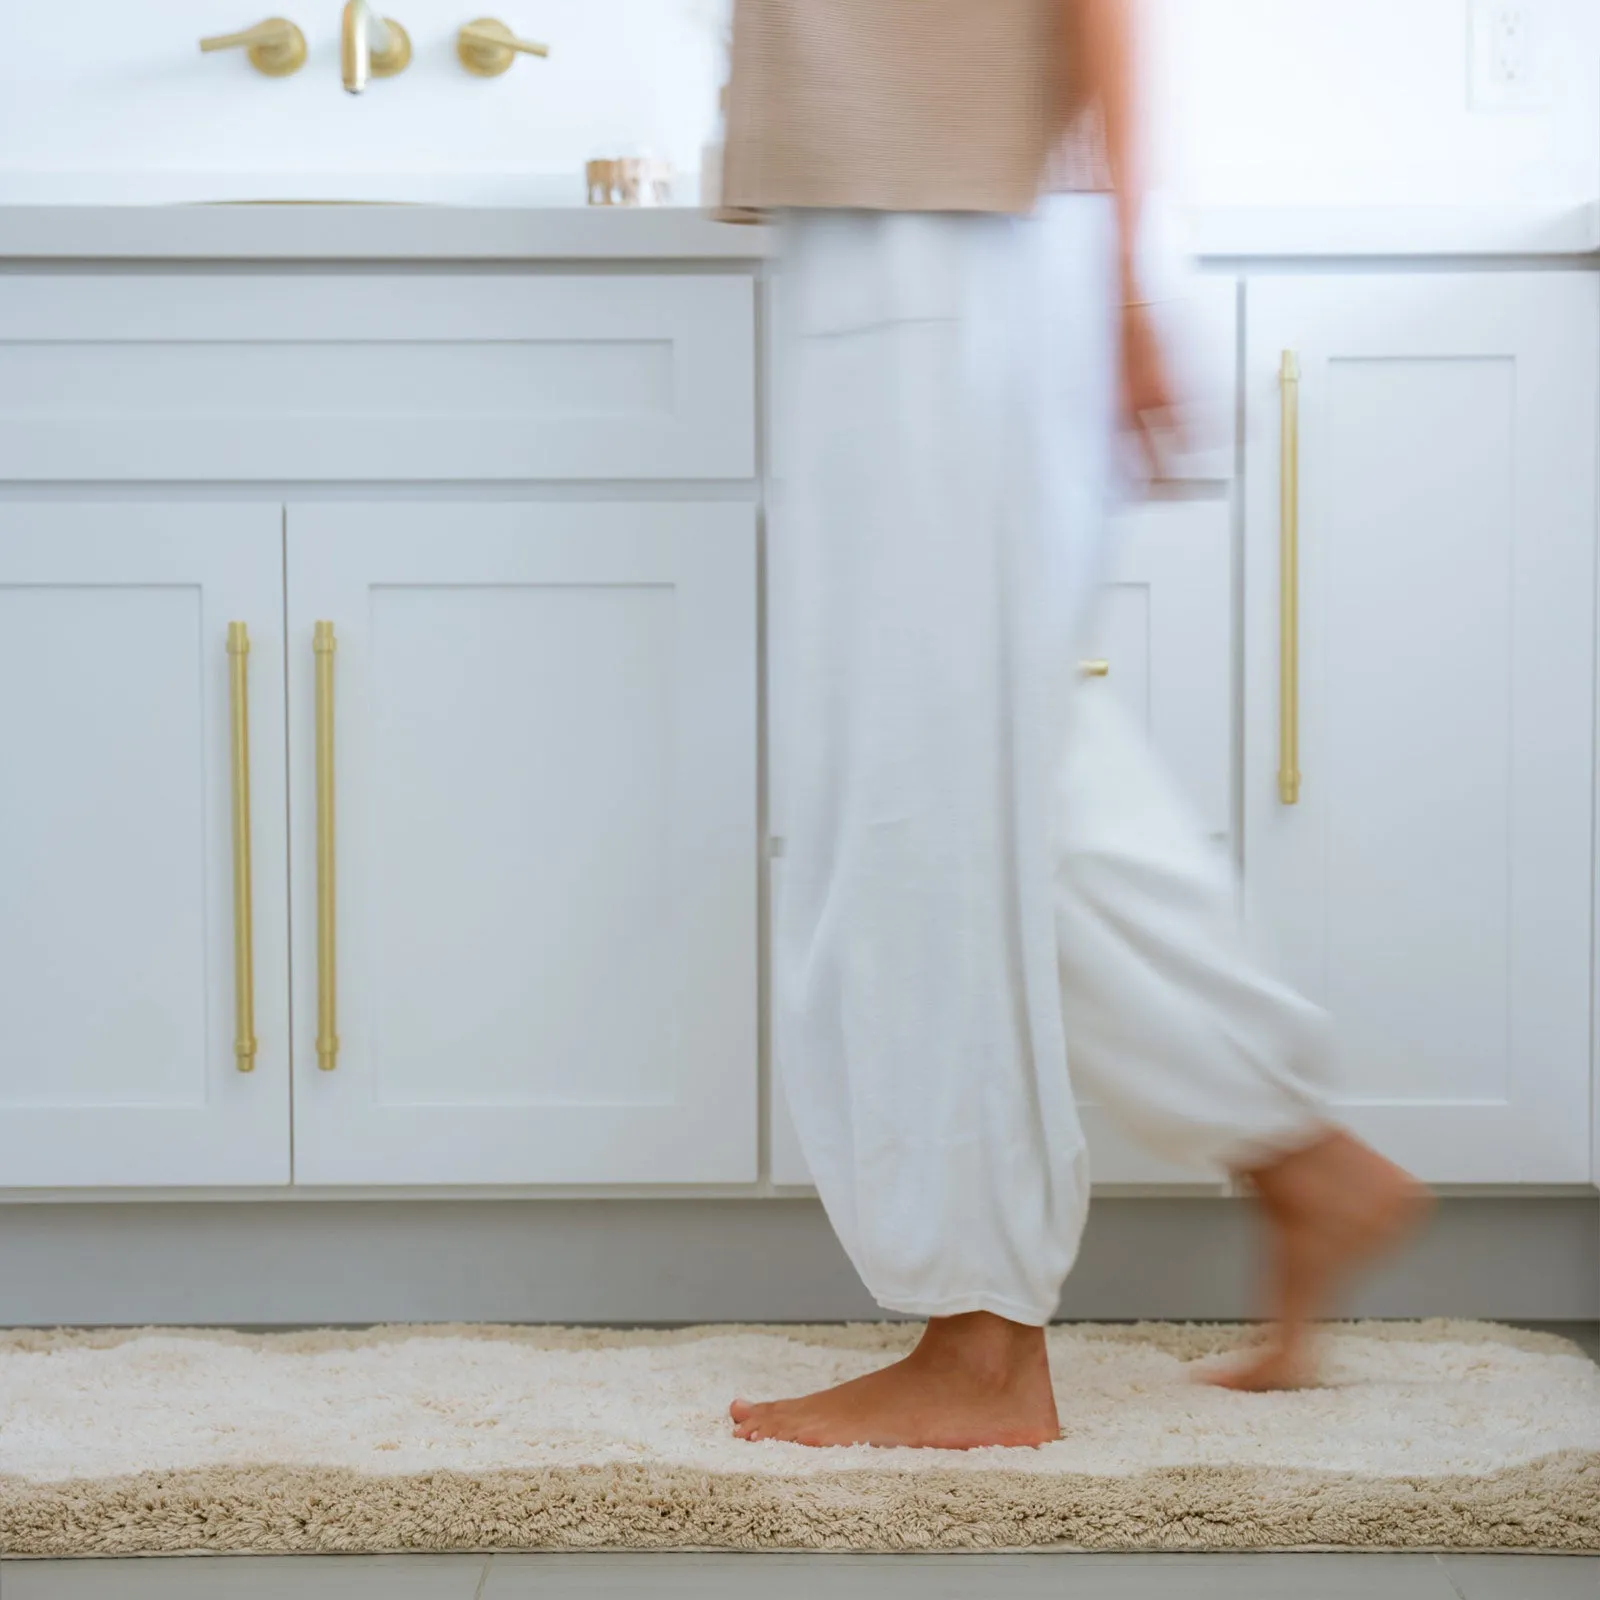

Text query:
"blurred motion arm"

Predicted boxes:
[[1072, 0, 1149, 293]]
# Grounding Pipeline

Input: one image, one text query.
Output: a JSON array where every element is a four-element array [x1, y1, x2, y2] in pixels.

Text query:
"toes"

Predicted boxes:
[[732, 1400, 783, 1441], [1199, 1367, 1250, 1391], [759, 1411, 819, 1446], [1199, 1358, 1260, 1390], [1199, 1354, 1312, 1392], [732, 1402, 809, 1445]]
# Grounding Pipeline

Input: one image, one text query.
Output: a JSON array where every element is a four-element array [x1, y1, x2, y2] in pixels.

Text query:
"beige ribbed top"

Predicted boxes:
[[721, 0, 1083, 216]]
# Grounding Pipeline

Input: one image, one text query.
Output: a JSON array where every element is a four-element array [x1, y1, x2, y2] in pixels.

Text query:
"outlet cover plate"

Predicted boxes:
[[1470, 0, 1544, 111]]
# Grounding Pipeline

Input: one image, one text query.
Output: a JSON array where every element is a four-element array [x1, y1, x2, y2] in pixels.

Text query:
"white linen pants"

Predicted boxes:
[[771, 197, 1336, 1327]]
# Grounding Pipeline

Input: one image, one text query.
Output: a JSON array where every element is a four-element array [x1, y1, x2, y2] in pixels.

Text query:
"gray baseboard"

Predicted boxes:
[[0, 1196, 1594, 1327]]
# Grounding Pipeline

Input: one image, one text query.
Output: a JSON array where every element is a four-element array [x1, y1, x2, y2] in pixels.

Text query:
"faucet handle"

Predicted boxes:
[[199, 16, 308, 76], [458, 17, 550, 76], [364, 14, 412, 78]]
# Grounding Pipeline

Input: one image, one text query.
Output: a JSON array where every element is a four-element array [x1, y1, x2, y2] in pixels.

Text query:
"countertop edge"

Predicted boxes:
[[0, 205, 775, 262], [1181, 202, 1600, 260], [0, 203, 1595, 263]]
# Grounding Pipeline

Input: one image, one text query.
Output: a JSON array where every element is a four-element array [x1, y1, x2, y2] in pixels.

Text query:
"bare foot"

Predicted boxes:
[[729, 1312, 1060, 1449], [1207, 1129, 1431, 1391]]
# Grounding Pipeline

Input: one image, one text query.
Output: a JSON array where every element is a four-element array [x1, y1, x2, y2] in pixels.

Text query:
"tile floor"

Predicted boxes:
[[4, 1553, 1597, 1600], [3, 1323, 1594, 1600]]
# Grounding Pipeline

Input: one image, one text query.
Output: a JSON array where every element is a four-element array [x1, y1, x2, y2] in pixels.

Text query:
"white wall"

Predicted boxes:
[[0, 0, 1593, 206], [0, 0, 724, 203], [1155, 0, 1599, 208]]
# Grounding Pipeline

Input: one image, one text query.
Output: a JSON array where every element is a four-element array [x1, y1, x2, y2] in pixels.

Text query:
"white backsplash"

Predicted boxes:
[[0, 0, 1592, 208], [1157, 0, 1598, 209], [0, 0, 724, 204]]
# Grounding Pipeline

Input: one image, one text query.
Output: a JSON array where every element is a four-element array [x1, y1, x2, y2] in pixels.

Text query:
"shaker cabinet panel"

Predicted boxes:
[[1243, 272, 1597, 1183], [0, 275, 755, 483], [1072, 495, 1235, 1184], [286, 501, 758, 1185], [0, 504, 290, 1186], [1083, 498, 1233, 842]]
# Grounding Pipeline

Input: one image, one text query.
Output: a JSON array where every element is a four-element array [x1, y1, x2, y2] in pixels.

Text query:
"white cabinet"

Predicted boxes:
[[1244, 273, 1598, 1183], [772, 498, 1236, 1187], [0, 274, 754, 483], [1073, 497, 1235, 1185], [4, 256, 1596, 1204], [1083, 499, 1233, 842], [286, 503, 758, 1185], [0, 504, 290, 1186]]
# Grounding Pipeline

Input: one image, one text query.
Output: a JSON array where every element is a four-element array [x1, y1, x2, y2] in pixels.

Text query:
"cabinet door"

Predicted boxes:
[[1085, 498, 1232, 841], [287, 503, 757, 1185], [1244, 273, 1597, 1183], [1074, 496, 1235, 1185], [772, 499, 1235, 1188], [0, 504, 289, 1186]]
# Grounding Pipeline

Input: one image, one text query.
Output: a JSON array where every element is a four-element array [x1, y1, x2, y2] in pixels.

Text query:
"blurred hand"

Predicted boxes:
[[1120, 299, 1179, 476]]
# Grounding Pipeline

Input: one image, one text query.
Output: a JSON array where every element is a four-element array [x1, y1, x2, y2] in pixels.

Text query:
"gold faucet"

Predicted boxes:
[[199, 17, 308, 77], [340, 0, 411, 93], [457, 17, 550, 77]]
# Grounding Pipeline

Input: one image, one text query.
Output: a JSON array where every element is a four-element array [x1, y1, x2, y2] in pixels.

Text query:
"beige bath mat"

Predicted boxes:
[[1, 1320, 1596, 1556]]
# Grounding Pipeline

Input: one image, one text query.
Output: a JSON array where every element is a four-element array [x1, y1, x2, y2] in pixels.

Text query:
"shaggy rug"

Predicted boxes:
[[1, 1321, 1596, 1556]]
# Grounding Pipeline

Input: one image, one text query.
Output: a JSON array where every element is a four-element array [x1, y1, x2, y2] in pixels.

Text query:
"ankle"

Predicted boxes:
[[913, 1313, 1048, 1388], [1242, 1129, 1426, 1234]]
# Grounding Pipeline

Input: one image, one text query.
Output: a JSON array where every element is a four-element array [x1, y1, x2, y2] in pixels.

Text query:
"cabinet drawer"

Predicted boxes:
[[0, 274, 755, 482]]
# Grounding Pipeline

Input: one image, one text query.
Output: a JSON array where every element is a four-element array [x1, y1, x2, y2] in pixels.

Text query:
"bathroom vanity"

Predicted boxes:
[[1, 203, 1597, 1207]]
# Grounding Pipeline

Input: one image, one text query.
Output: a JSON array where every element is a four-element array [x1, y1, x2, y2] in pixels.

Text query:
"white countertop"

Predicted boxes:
[[0, 202, 1595, 263], [1182, 202, 1600, 259], [0, 205, 768, 262]]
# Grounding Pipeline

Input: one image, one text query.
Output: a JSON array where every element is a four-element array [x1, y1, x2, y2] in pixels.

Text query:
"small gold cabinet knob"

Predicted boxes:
[[199, 17, 308, 77], [1080, 659, 1111, 678], [458, 17, 550, 76]]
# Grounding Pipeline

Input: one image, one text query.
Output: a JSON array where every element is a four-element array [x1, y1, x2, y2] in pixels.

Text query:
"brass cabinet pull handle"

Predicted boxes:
[[1079, 659, 1111, 679], [199, 17, 309, 77], [314, 622, 340, 1070], [227, 624, 258, 1070], [1278, 350, 1302, 806], [458, 17, 550, 76]]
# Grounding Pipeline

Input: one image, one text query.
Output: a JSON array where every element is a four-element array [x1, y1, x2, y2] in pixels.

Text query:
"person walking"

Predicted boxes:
[[721, 0, 1426, 1450]]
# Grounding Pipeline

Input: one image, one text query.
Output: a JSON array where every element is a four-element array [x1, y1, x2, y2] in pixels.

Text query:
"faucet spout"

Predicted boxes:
[[341, 1, 410, 93]]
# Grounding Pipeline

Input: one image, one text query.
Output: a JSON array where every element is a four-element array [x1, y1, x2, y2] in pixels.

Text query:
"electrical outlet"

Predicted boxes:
[[1470, 1, 1544, 111]]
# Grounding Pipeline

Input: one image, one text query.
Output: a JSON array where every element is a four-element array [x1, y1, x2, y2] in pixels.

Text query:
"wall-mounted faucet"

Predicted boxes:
[[457, 17, 550, 77], [340, 0, 411, 93], [199, 16, 309, 77]]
